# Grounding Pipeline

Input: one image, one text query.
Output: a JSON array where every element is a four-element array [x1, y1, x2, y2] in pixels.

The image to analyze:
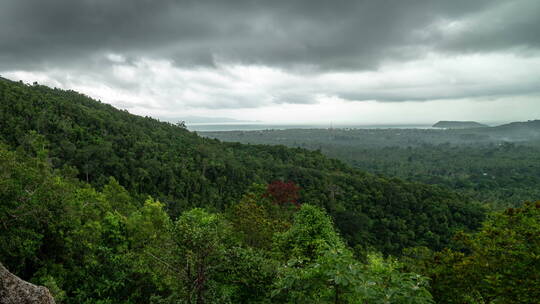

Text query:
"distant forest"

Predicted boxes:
[[202, 122, 540, 209]]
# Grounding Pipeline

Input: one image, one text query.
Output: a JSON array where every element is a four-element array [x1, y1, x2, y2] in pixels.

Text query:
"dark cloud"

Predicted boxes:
[[430, 1, 540, 54], [2, 0, 540, 118], [338, 82, 540, 103], [2, 0, 530, 71]]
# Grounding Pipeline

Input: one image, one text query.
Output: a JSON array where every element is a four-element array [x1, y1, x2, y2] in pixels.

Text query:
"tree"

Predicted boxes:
[[272, 204, 354, 303], [172, 209, 237, 304], [272, 205, 433, 303], [265, 180, 300, 207], [102, 177, 135, 216], [176, 121, 187, 129], [273, 204, 344, 261], [410, 202, 540, 304], [228, 183, 294, 249]]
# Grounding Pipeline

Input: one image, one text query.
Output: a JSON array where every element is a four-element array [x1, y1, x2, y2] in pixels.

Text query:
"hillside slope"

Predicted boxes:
[[0, 78, 484, 254]]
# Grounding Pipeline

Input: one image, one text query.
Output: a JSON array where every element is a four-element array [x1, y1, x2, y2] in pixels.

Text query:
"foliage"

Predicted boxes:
[[5, 78, 524, 303], [0, 144, 166, 303], [0, 78, 485, 255], [404, 202, 540, 303], [265, 180, 300, 207], [170, 208, 237, 303], [227, 183, 293, 249], [273, 204, 345, 261], [357, 254, 433, 304], [272, 205, 433, 304], [204, 127, 540, 209]]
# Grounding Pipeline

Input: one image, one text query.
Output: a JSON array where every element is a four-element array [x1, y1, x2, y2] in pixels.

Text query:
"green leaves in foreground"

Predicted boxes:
[[272, 205, 433, 304], [0, 144, 435, 303], [404, 202, 540, 304]]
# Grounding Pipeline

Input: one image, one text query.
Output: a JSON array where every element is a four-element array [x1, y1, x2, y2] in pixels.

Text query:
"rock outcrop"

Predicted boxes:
[[0, 263, 55, 304]]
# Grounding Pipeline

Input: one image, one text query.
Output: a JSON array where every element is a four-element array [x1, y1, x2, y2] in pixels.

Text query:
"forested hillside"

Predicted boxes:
[[0, 78, 484, 255], [3, 78, 539, 303]]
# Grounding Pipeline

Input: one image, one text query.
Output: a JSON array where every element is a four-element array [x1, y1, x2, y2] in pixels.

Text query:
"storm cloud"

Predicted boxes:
[[1, 0, 539, 122], [3, 0, 534, 70]]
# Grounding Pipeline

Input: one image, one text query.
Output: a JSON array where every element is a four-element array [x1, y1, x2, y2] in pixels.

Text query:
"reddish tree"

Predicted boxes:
[[265, 180, 300, 207]]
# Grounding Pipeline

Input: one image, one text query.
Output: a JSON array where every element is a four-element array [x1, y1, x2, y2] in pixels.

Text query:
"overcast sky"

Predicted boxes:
[[1, 0, 539, 124]]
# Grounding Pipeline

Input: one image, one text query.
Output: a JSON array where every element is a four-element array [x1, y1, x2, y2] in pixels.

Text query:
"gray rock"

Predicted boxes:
[[0, 263, 55, 304]]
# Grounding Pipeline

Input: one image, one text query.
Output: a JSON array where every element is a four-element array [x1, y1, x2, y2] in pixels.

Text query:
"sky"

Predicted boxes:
[[1, 0, 539, 125]]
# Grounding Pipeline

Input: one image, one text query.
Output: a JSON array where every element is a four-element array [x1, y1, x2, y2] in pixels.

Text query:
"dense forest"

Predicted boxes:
[[203, 124, 540, 209], [1, 77, 539, 303]]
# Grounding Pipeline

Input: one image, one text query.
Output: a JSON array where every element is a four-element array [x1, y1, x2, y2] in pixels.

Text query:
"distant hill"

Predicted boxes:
[[482, 120, 540, 141], [493, 120, 540, 131], [433, 121, 488, 129]]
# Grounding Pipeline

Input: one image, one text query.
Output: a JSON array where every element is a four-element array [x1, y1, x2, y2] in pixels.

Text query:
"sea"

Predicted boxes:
[[187, 123, 434, 132]]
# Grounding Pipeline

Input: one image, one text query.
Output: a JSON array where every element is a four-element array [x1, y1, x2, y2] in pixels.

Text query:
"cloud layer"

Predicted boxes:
[[1, 0, 539, 122]]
